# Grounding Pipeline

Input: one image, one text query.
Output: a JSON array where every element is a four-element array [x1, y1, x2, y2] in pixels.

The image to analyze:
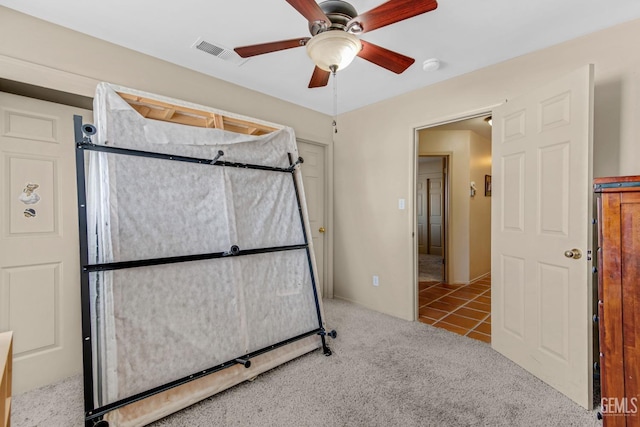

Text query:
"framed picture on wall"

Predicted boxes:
[[485, 175, 491, 196]]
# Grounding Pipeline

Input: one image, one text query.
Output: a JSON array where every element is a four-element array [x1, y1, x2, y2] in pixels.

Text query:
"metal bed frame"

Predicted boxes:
[[73, 115, 335, 426]]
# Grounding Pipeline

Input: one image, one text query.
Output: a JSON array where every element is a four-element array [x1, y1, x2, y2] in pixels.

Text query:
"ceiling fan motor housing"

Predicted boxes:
[[310, 0, 359, 35]]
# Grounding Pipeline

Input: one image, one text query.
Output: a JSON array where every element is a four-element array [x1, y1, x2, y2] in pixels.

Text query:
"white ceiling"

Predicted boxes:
[[3, 0, 640, 115]]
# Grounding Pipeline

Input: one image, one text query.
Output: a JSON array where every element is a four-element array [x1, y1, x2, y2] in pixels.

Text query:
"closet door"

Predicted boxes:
[[0, 92, 92, 393]]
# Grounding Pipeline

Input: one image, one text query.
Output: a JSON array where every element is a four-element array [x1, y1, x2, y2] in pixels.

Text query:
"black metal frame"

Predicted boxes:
[[74, 115, 334, 426]]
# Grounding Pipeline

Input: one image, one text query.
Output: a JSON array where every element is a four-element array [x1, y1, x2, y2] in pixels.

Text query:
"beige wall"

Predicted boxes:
[[0, 7, 333, 145], [468, 132, 491, 281], [335, 18, 640, 320]]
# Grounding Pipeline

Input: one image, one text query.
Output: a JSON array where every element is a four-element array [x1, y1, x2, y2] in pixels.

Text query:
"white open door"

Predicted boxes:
[[491, 65, 594, 409]]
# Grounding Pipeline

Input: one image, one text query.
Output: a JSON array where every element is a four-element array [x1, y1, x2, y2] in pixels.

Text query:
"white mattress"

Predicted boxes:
[[86, 83, 322, 405]]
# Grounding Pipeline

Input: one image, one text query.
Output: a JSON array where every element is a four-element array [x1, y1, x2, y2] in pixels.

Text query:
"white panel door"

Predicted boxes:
[[0, 92, 92, 393], [428, 177, 443, 256], [297, 141, 326, 296], [492, 65, 594, 408]]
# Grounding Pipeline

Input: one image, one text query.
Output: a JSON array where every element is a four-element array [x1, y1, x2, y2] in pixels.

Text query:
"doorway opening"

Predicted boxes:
[[415, 114, 492, 343], [417, 156, 447, 283]]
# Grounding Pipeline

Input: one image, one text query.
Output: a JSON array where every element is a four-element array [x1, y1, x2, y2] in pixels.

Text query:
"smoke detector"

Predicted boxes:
[[422, 58, 441, 72]]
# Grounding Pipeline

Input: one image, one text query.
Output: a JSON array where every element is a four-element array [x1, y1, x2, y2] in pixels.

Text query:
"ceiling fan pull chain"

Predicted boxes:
[[331, 65, 338, 134]]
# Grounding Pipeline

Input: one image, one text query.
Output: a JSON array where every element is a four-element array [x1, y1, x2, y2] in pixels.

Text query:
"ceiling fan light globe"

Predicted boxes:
[[306, 31, 362, 72]]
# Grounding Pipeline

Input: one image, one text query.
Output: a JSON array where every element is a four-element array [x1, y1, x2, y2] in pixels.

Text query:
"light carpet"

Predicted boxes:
[[12, 299, 600, 426]]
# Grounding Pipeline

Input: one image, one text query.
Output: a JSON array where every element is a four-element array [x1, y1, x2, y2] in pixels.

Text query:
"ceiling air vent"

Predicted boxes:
[[193, 38, 248, 66]]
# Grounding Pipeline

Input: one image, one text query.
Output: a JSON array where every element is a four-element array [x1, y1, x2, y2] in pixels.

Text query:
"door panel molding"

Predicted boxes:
[[492, 65, 594, 409]]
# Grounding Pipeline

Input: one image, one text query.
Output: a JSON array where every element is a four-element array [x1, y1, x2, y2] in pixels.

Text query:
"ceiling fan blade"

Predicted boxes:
[[309, 67, 331, 88], [234, 37, 310, 58], [357, 40, 415, 74], [348, 0, 438, 34], [286, 0, 330, 25]]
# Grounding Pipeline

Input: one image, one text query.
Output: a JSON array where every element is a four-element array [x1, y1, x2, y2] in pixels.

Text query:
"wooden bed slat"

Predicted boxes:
[[213, 114, 224, 130], [116, 92, 277, 135]]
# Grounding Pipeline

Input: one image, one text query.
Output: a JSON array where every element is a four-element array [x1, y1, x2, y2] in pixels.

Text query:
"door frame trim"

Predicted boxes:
[[0, 54, 98, 98]]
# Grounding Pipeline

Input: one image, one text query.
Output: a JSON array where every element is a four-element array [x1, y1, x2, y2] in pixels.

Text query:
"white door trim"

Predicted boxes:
[[0, 54, 98, 98]]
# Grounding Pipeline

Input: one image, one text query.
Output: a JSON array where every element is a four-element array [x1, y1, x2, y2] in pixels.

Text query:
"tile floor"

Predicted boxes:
[[418, 275, 491, 343]]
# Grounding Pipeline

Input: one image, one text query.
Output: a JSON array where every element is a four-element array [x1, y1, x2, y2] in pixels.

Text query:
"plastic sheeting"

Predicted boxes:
[[86, 83, 322, 406]]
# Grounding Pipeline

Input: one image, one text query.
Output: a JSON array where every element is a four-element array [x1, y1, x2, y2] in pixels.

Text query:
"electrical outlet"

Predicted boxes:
[[373, 275, 379, 286], [398, 198, 405, 210]]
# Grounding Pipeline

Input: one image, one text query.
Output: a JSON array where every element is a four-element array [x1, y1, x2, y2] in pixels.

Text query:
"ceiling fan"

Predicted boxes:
[[234, 0, 438, 88]]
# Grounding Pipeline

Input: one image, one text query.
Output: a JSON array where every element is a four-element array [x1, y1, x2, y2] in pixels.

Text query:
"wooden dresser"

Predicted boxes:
[[595, 176, 640, 426]]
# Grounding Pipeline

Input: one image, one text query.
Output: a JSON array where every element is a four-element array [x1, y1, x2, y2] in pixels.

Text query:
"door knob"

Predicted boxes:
[[319, 227, 326, 233], [564, 249, 582, 259]]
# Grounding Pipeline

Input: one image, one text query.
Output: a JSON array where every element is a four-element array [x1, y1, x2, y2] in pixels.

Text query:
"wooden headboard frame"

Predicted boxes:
[[116, 92, 278, 136]]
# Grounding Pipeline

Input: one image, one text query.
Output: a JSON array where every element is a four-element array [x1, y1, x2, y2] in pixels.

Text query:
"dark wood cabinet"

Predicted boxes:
[[595, 176, 640, 427]]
